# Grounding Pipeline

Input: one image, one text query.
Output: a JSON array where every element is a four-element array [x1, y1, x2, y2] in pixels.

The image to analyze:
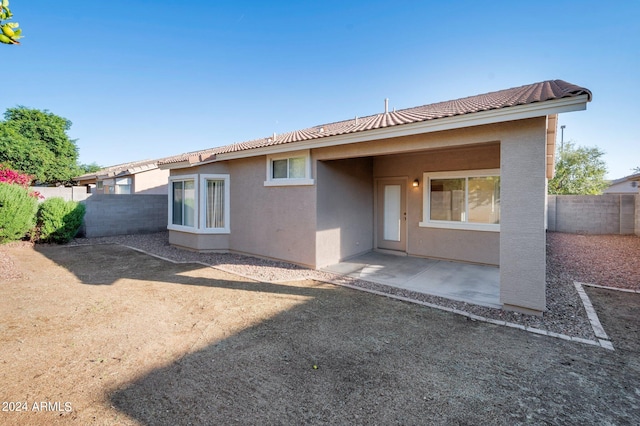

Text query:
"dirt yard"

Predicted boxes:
[[1, 242, 639, 425]]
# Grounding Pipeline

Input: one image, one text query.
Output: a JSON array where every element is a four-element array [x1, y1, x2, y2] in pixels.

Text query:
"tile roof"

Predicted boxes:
[[74, 158, 160, 180], [159, 79, 591, 165], [610, 172, 640, 184]]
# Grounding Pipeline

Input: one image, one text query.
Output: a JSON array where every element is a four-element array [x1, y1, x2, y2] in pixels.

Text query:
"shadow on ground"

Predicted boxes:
[[36, 244, 640, 425], [36, 244, 325, 298]]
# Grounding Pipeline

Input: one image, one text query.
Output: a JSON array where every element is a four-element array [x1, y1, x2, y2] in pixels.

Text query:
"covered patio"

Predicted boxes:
[[322, 251, 500, 309]]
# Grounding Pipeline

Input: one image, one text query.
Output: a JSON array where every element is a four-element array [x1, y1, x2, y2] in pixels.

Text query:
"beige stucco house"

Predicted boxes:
[[603, 172, 640, 195], [74, 159, 170, 195], [159, 80, 592, 315]]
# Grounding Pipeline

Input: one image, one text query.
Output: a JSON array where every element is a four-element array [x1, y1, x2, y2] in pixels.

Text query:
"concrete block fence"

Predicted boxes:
[[77, 193, 638, 238], [36, 186, 89, 202], [547, 194, 639, 235], [81, 194, 167, 238]]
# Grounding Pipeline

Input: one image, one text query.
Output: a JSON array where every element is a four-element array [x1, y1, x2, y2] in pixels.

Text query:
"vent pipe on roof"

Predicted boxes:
[[273, 132, 277, 141], [384, 98, 389, 113], [355, 116, 358, 125]]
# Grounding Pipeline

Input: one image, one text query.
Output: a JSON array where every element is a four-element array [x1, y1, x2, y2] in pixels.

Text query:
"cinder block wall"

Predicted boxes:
[[547, 194, 636, 234], [620, 195, 636, 234], [636, 195, 640, 236], [82, 195, 167, 238], [36, 186, 89, 202]]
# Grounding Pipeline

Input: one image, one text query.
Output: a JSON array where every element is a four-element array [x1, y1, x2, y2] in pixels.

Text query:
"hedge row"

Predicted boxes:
[[0, 182, 85, 244]]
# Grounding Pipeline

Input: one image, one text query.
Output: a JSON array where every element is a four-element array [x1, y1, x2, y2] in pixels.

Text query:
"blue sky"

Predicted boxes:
[[3, 0, 639, 178]]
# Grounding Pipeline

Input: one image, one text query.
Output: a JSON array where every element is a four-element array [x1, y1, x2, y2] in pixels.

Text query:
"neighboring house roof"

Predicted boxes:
[[74, 159, 160, 181], [159, 79, 592, 168], [603, 172, 640, 194], [608, 172, 640, 185]]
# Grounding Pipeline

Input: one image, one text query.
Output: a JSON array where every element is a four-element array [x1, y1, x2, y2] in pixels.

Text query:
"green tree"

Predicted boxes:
[[0, 0, 23, 45], [0, 107, 81, 184], [78, 162, 102, 174], [548, 141, 608, 195]]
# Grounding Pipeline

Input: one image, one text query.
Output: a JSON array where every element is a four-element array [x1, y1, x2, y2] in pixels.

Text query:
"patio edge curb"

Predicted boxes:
[[317, 277, 611, 351], [574, 281, 614, 350], [580, 282, 640, 294]]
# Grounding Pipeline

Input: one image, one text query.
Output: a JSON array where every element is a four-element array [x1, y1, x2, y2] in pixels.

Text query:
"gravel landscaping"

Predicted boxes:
[[61, 231, 636, 342], [546, 232, 640, 291]]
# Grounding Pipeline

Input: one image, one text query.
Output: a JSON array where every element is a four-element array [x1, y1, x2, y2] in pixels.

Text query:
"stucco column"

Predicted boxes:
[[500, 120, 547, 314]]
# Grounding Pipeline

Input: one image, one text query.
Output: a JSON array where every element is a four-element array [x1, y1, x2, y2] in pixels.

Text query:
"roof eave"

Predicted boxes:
[[73, 174, 97, 181], [169, 94, 590, 169], [158, 160, 194, 170]]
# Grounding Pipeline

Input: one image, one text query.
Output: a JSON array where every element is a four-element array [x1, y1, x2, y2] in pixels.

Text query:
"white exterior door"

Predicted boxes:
[[376, 178, 406, 252]]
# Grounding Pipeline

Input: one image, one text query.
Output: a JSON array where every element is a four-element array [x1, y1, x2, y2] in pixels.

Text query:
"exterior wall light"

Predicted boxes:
[[413, 179, 420, 188]]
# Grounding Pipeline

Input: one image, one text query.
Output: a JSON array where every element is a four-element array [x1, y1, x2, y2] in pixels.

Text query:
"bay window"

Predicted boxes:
[[200, 174, 230, 233], [168, 174, 230, 233], [169, 175, 197, 230]]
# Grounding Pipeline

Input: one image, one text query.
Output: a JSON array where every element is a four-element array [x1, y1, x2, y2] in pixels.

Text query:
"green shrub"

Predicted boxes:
[[0, 182, 38, 243], [37, 197, 86, 243]]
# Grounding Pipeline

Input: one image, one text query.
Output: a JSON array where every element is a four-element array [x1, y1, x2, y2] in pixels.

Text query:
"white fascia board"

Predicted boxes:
[[174, 95, 590, 167]]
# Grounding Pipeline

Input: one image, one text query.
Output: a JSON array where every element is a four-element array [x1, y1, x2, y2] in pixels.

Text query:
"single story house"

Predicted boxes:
[[158, 80, 592, 315], [603, 172, 640, 195], [74, 159, 170, 195]]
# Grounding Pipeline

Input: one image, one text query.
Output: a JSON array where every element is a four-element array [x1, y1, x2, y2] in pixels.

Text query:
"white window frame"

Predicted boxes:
[[199, 174, 230, 234], [168, 174, 198, 232], [419, 169, 500, 232], [264, 149, 314, 186], [115, 177, 132, 194]]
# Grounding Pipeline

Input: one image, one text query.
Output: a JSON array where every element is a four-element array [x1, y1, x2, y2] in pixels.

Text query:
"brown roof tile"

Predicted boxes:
[[74, 158, 160, 180], [159, 80, 591, 165]]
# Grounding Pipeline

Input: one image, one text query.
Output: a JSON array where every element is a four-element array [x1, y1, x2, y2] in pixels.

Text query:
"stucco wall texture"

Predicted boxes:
[[133, 168, 170, 195], [499, 118, 547, 314], [372, 144, 500, 265], [169, 158, 317, 267], [316, 158, 374, 267], [168, 118, 550, 313]]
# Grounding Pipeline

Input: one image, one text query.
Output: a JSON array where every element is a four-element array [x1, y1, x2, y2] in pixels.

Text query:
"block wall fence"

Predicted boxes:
[[36, 186, 89, 202], [74, 193, 639, 239], [547, 194, 639, 235], [81, 194, 167, 238]]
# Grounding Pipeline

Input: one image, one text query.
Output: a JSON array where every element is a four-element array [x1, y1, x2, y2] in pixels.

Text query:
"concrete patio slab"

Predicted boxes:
[[322, 251, 500, 308]]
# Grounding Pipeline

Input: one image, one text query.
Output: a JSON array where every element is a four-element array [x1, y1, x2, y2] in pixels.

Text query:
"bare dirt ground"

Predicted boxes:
[[0, 239, 639, 425]]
